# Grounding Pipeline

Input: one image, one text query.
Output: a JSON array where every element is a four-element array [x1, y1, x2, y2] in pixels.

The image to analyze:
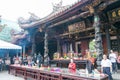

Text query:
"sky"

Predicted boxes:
[[0, 0, 78, 22]]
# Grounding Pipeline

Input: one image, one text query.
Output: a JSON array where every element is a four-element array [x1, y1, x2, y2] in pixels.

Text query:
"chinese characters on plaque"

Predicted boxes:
[[68, 21, 85, 32], [108, 7, 120, 22]]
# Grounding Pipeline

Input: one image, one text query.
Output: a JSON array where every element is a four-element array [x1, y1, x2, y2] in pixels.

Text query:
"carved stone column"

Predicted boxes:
[[31, 33, 36, 56], [94, 13, 103, 70], [44, 31, 49, 66], [105, 25, 111, 55], [31, 39, 35, 55]]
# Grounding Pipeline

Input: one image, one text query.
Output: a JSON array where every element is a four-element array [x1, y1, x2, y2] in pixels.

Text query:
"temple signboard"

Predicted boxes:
[[68, 21, 85, 32], [107, 7, 120, 23]]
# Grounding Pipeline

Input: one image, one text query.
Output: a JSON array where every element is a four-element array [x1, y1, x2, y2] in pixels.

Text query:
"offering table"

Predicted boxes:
[[9, 65, 108, 80]]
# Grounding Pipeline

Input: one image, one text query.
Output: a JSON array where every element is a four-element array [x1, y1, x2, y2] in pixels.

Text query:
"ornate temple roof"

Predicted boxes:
[[19, 0, 119, 29], [19, 0, 89, 29], [0, 18, 27, 43]]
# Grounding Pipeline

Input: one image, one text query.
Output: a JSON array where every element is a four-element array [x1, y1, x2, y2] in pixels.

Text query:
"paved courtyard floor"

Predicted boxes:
[[0, 71, 120, 80], [112, 70, 120, 80], [0, 71, 24, 80]]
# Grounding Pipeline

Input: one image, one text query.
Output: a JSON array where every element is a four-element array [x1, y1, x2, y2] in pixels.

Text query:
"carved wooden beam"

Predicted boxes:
[[47, 0, 118, 29], [48, 11, 90, 28], [84, 0, 118, 14], [58, 32, 106, 40], [58, 27, 94, 37]]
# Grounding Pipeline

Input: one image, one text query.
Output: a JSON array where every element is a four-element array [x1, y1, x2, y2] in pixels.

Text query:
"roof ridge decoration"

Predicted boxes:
[[52, 0, 63, 12], [18, 0, 90, 29], [18, 12, 40, 25]]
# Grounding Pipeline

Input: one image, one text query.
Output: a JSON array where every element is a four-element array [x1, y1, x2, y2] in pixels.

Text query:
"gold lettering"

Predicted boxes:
[[118, 10, 120, 16], [112, 11, 116, 17]]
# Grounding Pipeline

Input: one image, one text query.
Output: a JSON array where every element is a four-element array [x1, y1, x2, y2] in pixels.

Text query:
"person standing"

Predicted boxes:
[[109, 50, 117, 73], [0, 58, 3, 71], [68, 59, 76, 73], [5, 58, 11, 70], [117, 55, 120, 69], [101, 54, 113, 80], [36, 53, 43, 67]]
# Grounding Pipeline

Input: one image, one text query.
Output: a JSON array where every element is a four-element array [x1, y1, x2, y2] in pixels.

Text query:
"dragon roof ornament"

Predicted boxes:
[[18, 0, 118, 29], [18, 12, 40, 25], [52, 0, 63, 12]]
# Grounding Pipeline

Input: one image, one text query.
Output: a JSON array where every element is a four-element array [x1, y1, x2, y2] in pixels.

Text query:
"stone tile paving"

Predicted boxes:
[[0, 71, 24, 80], [112, 70, 120, 80]]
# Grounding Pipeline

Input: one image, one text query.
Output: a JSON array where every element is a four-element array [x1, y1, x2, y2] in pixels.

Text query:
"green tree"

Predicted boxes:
[[89, 39, 95, 51], [0, 24, 12, 42]]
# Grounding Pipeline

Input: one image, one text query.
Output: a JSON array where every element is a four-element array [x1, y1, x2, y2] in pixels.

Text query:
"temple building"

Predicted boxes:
[[18, 0, 120, 63]]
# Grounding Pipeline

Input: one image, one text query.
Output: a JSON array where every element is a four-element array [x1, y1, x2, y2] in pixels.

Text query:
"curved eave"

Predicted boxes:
[[20, 20, 42, 29], [20, 0, 91, 29], [20, 0, 118, 29]]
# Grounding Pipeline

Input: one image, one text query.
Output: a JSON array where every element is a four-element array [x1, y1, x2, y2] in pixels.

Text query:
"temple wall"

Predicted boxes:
[[81, 40, 89, 56]]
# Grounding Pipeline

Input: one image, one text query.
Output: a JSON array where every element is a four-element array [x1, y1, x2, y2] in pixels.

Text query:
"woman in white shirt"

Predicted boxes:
[[101, 54, 113, 80]]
